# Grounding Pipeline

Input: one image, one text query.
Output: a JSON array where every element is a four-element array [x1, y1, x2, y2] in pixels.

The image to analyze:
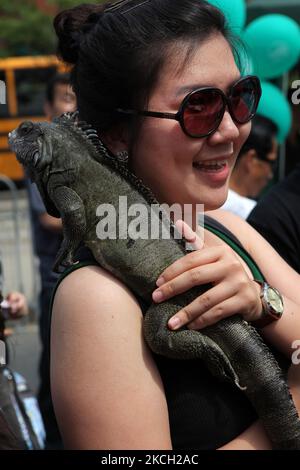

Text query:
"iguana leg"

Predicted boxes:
[[49, 185, 86, 271]]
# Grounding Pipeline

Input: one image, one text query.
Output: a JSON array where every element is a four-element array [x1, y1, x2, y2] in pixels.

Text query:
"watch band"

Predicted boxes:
[[252, 309, 277, 328]]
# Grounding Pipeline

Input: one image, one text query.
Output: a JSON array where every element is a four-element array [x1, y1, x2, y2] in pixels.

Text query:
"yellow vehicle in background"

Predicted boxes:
[[0, 55, 68, 181]]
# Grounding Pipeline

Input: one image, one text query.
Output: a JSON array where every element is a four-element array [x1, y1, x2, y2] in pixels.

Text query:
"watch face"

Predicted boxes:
[[267, 287, 284, 315]]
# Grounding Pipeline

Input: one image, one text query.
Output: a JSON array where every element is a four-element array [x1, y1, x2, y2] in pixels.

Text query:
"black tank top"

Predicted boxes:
[[49, 216, 289, 449]]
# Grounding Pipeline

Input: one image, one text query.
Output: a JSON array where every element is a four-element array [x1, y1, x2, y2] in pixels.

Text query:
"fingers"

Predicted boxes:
[[156, 245, 224, 287], [175, 220, 204, 250], [167, 279, 261, 330], [186, 297, 242, 330], [166, 284, 238, 330], [153, 260, 228, 303], [153, 223, 261, 330]]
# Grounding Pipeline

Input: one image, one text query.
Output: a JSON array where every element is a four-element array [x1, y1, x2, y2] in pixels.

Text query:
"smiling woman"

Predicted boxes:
[[48, 0, 300, 450]]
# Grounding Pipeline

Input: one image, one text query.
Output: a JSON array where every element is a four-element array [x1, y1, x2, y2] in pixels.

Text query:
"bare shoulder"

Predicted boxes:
[[51, 264, 146, 371], [51, 264, 145, 360], [52, 264, 142, 328], [206, 209, 252, 250], [51, 265, 171, 449]]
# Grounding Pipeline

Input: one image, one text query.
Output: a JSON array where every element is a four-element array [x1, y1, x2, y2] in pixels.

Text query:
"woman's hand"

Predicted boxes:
[[152, 220, 263, 331]]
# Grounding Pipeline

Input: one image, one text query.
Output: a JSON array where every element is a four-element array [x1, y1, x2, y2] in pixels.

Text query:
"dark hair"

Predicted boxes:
[[54, 0, 236, 143], [239, 114, 278, 161], [46, 72, 72, 105]]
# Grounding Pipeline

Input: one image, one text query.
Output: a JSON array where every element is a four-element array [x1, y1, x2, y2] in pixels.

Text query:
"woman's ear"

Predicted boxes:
[[101, 125, 130, 155]]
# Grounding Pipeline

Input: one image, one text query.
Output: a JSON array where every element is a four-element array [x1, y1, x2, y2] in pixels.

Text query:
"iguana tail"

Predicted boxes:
[[144, 302, 300, 450]]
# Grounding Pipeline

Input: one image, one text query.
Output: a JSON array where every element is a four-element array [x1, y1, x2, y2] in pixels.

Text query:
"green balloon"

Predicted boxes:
[[258, 82, 292, 143], [244, 15, 300, 79], [208, 0, 246, 33]]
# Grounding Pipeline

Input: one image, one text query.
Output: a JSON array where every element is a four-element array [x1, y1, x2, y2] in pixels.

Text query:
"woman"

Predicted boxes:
[[50, 0, 300, 449]]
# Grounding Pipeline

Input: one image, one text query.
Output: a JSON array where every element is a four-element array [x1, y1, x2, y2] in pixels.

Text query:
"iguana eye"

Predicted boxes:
[[18, 121, 34, 137]]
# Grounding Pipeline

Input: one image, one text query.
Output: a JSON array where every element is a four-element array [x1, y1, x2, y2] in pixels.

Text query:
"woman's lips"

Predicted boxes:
[[193, 158, 231, 183], [193, 159, 228, 171]]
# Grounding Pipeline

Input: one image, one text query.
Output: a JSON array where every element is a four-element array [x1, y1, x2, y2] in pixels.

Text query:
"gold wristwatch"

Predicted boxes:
[[252, 281, 284, 328]]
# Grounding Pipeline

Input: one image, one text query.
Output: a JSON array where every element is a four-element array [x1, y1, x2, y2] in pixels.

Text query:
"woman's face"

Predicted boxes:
[[130, 34, 251, 211]]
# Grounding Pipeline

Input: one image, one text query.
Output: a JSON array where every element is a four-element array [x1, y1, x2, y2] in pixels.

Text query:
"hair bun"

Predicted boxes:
[[54, 4, 104, 64]]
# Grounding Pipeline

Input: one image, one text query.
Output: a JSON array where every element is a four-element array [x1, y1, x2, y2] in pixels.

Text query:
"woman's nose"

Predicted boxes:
[[208, 110, 240, 145]]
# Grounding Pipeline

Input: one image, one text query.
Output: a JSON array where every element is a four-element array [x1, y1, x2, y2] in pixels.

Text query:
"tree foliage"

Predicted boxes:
[[0, 0, 106, 58]]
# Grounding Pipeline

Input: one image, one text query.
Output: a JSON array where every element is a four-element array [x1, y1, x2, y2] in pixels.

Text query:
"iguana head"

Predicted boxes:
[[8, 112, 106, 218], [8, 120, 53, 174], [9, 112, 100, 175], [9, 119, 64, 217]]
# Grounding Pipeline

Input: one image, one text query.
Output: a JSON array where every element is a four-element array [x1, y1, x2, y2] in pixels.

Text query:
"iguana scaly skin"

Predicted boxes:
[[9, 113, 300, 449]]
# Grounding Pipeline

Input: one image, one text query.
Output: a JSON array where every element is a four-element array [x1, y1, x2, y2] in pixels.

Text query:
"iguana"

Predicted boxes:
[[9, 112, 300, 449]]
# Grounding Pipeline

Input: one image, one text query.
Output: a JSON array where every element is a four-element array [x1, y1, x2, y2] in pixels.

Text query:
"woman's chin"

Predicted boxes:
[[194, 189, 229, 212], [203, 203, 223, 212]]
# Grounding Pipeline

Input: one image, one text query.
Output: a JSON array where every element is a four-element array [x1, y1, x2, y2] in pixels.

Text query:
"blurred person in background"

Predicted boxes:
[[1, 258, 44, 450], [248, 162, 300, 274], [285, 87, 300, 176], [247, 85, 300, 273], [43, 72, 77, 121], [1, 291, 28, 338], [26, 72, 77, 449], [0, 281, 27, 450], [1, 292, 28, 320], [0, 257, 28, 329], [222, 115, 278, 219]]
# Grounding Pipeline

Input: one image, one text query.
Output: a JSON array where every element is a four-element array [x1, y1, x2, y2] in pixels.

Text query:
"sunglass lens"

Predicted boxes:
[[230, 77, 259, 123], [183, 89, 224, 137]]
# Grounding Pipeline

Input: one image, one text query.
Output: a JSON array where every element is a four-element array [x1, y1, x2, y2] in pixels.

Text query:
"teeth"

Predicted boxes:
[[195, 160, 227, 167], [193, 159, 227, 173]]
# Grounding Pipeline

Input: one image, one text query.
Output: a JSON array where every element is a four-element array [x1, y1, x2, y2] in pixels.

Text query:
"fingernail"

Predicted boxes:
[[156, 277, 165, 287], [152, 290, 164, 302], [168, 316, 181, 330]]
